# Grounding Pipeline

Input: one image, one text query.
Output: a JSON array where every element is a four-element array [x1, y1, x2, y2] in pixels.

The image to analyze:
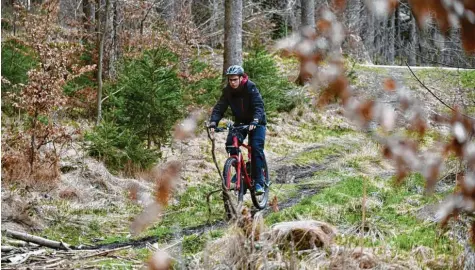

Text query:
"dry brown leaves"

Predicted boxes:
[[147, 250, 172, 270], [173, 110, 204, 141], [383, 78, 396, 92], [408, 0, 475, 53], [271, 220, 337, 250], [238, 207, 258, 240], [270, 195, 279, 213], [130, 161, 182, 236]]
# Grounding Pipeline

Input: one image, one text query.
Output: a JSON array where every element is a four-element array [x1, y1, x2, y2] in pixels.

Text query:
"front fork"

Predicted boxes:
[[231, 136, 252, 192]]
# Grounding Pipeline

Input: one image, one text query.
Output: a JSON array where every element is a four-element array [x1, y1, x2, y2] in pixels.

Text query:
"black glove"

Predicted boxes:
[[249, 120, 258, 131], [208, 121, 216, 129]]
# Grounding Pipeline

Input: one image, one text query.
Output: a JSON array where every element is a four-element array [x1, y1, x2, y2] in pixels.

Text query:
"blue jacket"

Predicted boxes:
[[210, 75, 267, 126]]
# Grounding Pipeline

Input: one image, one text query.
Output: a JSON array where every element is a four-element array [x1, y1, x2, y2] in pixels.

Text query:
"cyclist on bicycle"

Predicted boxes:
[[208, 65, 267, 195]]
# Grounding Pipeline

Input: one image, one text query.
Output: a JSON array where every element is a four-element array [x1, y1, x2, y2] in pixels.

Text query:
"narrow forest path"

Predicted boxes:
[[2, 65, 473, 269]]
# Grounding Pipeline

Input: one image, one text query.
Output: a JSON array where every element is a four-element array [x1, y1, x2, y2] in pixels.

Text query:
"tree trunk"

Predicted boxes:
[[395, 4, 400, 64], [96, 0, 110, 125], [209, 0, 220, 48], [388, 11, 395, 65], [295, 0, 315, 85], [300, 0, 315, 30], [223, 0, 243, 74], [366, 11, 375, 63], [83, 0, 94, 32], [288, 0, 298, 32], [29, 110, 38, 170], [108, 0, 118, 79], [408, 12, 417, 66]]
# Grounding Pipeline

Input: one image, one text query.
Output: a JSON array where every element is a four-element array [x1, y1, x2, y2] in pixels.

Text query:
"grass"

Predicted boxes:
[[293, 145, 343, 165], [265, 170, 462, 258], [182, 234, 209, 255], [289, 123, 354, 144], [461, 70, 475, 89], [413, 68, 463, 89], [266, 173, 378, 225], [354, 64, 389, 75], [159, 183, 224, 228]]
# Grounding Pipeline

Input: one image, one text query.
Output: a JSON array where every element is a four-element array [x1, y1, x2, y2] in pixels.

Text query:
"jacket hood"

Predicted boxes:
[[240, 73, 248, 86]]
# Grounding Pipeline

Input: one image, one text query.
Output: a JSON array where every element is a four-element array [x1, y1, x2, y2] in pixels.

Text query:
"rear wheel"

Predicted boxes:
[[222, 157, 244, 219], [251, 157, 270, 210]]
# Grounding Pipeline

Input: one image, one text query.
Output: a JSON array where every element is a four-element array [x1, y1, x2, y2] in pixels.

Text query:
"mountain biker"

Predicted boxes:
[[208, 65, 267, 195]]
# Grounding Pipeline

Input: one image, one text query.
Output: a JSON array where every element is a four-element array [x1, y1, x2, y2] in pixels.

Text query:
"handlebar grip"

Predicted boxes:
[[215, 127, 225, 132]]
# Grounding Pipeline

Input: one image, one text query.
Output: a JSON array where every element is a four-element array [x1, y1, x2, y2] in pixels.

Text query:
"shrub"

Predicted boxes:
[[85, 122, 159, 174], [1, 39, 38, 115], [106, 48, 185, 148], [86, 48, 184, 173], [182, 59, 221, 107], [243, 47, 303, 119]]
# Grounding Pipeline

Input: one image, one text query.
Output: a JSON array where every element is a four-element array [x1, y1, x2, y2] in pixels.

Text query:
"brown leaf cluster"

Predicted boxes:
[[270, 195, 279, 212], [147, 250, 172, 270], [408, 0, 475, 53], [173, 110, 204, 141], [2, 0, 93, 184], [130, 161, 182, 236]]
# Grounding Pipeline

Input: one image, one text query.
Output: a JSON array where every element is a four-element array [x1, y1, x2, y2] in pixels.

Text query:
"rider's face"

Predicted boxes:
[[228, 75, 241, 89]]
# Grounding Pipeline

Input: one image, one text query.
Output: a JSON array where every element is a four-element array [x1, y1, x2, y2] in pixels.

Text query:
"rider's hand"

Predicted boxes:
[[249, 120, 258, 131], [208, 121, 216, 133]]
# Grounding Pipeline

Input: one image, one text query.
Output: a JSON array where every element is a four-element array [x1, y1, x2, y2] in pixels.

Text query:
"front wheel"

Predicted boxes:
[[222, 157, 244, 219], [251, 156, 270, 210]]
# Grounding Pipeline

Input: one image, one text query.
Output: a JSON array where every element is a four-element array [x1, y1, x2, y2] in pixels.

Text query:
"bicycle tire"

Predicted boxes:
[[250, 156, 270, 210], [222, 157, 244, 219]]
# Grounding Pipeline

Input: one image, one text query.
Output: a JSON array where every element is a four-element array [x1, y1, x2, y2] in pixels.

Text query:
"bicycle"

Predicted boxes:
[[213, 123, 270, 214]]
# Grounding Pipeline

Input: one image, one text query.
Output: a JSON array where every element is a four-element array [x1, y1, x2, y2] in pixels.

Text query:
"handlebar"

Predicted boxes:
[[214, 125, 253, 133]]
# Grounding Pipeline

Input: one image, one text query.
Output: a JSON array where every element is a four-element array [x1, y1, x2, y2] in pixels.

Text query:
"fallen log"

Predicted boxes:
[[2, 229, 70, 250], [1, 246, 17, 253], [5, 239, 40, 248]]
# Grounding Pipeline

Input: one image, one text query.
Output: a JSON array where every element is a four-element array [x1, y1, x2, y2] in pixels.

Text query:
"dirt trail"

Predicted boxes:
[[83, 143, 341, 250]]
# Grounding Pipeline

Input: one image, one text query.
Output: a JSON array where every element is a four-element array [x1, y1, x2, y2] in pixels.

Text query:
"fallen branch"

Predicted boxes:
[[206, 189, 222, 223], [72, 245, 132, 260], [1, 246, 17, 253], [206, 125, 238, 220], [4, 239, 38, 247], [2, 229, 71, 250], [7, 249, 46, 265], [43, 259, 66, 268]]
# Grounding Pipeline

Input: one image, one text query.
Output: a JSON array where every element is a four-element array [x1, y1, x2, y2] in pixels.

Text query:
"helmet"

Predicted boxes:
[[225, 65, 244, 76]]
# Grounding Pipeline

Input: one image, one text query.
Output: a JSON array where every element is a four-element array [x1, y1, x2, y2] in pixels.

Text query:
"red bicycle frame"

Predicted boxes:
[[228, 135, 252, 192]]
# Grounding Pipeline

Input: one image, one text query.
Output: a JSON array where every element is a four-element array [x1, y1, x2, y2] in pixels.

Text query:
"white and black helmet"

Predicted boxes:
[[225, 65, 244, 76]]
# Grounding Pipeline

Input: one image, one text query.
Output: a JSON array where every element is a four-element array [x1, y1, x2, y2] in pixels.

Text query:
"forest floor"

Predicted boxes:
[[1, 64, 474, 269]]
